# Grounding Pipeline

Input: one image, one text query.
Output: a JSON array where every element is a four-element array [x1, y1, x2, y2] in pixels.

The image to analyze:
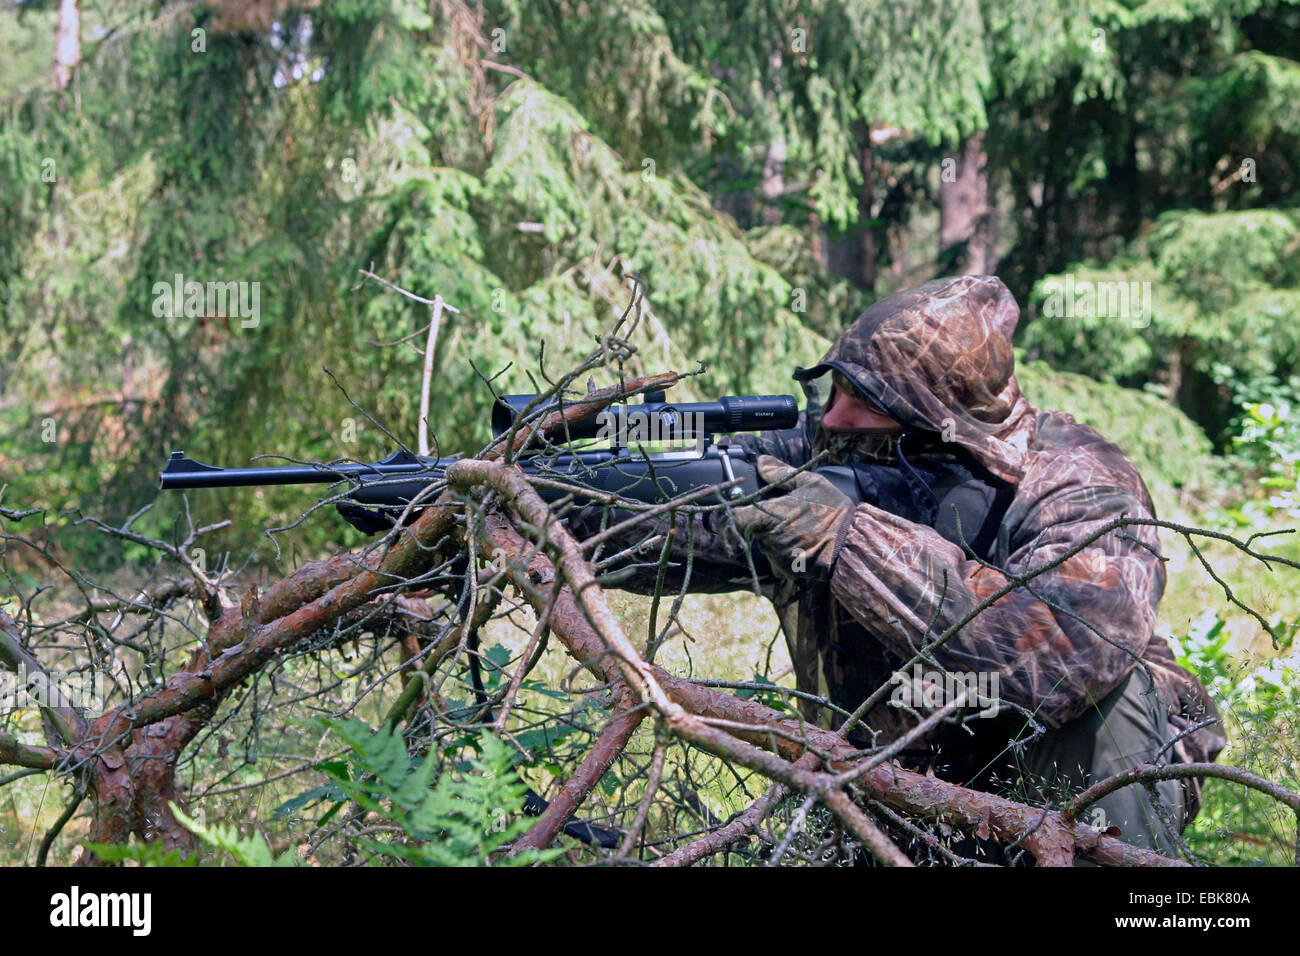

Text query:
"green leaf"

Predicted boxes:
[[272, 782, 346, 821], [170, 803, 300, 867]]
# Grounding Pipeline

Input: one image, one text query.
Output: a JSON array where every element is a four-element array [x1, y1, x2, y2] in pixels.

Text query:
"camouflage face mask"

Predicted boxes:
[[814, 429, 901, 466]]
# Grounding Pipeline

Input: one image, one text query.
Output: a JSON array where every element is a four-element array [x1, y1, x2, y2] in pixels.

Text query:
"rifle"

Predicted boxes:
[[159, 390, 817, 522], [157, 387, 971, 542]]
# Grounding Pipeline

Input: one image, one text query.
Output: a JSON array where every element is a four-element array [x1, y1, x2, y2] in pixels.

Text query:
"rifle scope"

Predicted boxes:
[[491, 390, 799, 441]]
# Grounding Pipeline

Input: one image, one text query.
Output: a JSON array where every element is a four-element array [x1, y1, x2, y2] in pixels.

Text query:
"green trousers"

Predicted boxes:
[[1012, 666, 1185, 859]]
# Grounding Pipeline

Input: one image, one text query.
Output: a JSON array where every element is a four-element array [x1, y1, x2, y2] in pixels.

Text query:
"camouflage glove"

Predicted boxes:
[[731, 455, 855, 581], [336, 502, 396, 535]]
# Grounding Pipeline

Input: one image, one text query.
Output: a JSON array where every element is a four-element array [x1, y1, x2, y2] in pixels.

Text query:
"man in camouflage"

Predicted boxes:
[[576, 274, 1224, 861]]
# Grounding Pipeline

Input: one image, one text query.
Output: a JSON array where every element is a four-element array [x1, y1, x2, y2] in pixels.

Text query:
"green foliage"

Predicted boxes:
[[849, 0, 992, 146], [1171, 608, 1299, 725], [1151, 209, 1298, 312], [1021, 208, 1300, 447], [81, 840, 200, 867], [1214, 366, 1300, 508], [0, 3, 55, 101], [1023, 264, 1168, 382], [309, 718, 563, 866], [983, 0, 1127, 103], [81, 755, 342, 869], [171, 803, 302, 866], [1169, 607, 1300, 865]]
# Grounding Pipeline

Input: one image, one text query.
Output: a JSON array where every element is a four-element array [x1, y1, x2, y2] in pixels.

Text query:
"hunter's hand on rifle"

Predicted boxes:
[[731, 455, 854, 581]]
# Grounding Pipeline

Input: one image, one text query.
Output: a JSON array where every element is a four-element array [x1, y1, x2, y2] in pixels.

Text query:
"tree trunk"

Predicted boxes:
[[939, 131, 996, 275], [760, 134, 787, 226], [53, 0, 80, 91], [759, 48, 786, 226], [823, 122, 876, 290], [857, 132, 876, 289]]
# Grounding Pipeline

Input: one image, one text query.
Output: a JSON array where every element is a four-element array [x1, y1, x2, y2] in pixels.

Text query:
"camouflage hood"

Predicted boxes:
[[795, 275, 1036, 484]]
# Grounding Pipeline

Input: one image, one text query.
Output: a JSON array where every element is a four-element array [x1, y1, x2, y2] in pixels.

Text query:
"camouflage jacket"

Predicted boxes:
[[570, 275, 1225, 818]]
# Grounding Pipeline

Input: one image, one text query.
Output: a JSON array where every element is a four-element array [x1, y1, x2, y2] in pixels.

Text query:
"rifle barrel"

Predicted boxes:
[[158, 450, 439, 490]]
